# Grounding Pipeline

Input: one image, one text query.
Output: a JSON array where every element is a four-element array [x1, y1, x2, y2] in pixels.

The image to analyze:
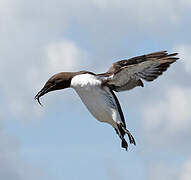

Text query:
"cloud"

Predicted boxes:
[[46, 40, 89, 73], [175, 44, 191, 73], [148, 162, 179, 180], [0, 0, 191, 179], [140, 85, 191, 151], [143, 86, 191, 132], [180, 158, 191, 180], [91, 0, 180, 26], [0, 122, 46, 180], [0, 38, 89, 117], [0, 0, 190, 117], [0, 1, 92, 179], [147, 158, 191, 180], [76, 0, 191, 38], [138, 43, 191, 151]]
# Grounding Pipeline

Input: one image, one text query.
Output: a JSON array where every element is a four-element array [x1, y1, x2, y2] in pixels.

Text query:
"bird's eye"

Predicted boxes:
[[49, 80, 55, 86]]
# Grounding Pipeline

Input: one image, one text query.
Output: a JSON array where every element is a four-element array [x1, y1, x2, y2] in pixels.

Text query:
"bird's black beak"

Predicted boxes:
[[34, 85, 52, 106]]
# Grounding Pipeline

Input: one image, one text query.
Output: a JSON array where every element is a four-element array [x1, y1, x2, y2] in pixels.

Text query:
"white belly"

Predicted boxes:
[[70, 73, 121, 128], [76, 87, 116, 126]]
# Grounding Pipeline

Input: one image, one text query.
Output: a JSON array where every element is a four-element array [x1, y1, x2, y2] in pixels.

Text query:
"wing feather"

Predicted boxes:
[[100, 51, 179, 91]]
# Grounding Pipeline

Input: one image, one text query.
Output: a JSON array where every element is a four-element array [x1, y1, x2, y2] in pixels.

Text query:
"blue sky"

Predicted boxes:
[[1, 0, 191, 179]]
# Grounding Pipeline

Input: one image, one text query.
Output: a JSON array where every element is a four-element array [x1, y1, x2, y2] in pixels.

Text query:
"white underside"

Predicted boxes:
[[70, 74, 123, 128]]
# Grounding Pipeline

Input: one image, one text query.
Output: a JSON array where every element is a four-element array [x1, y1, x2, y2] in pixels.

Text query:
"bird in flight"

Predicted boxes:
[[35, 51, 178, 150]]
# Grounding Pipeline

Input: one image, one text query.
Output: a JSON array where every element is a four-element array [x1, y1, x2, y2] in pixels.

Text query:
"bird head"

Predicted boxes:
[[35, 72, 73, 106]]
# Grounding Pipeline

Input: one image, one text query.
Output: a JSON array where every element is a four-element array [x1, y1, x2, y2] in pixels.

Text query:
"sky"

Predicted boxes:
[[0, 0, 191, 179]]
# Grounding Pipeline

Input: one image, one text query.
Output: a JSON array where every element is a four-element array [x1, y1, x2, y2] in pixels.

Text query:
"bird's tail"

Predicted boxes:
[[116, 123, 136, 151]]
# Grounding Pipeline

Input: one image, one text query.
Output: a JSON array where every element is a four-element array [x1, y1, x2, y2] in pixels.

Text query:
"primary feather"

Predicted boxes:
[[101, 51, 179, 92]]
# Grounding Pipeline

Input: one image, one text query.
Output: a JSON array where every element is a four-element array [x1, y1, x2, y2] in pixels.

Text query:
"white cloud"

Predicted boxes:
[[180, 158, 191, 180], [0, 0, 191, 179], [84, 0, 190, 29], [0, 0, 18, 15], [148, 163, 179, 180], [181, 0, 191, 6], [0, 123, 46, 180], [0, 0, 190, 117], [141, 85, 191, 152], [143, 86, 191, 133], [147, 158, 191, 180], [175, 45, 191, 73], [0, 39, 89, 117], [46, 40, 89, 73]]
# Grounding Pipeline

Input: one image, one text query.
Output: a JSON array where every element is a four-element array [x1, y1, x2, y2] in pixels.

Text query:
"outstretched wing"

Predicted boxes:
[[99, 51, 179, 92]]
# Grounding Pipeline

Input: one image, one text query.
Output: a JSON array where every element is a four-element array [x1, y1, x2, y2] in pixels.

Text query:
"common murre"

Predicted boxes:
[[35, 51, 179, 150]]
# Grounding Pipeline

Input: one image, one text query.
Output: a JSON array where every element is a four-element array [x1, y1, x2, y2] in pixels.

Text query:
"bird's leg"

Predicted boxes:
[[121, 126, 136, 145], [121, 138, 128, 151], [115, 128, 128, 151]]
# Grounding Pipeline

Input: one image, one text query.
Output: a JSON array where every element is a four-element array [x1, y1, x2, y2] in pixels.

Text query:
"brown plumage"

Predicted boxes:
[[103, 51, 179, 92]]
